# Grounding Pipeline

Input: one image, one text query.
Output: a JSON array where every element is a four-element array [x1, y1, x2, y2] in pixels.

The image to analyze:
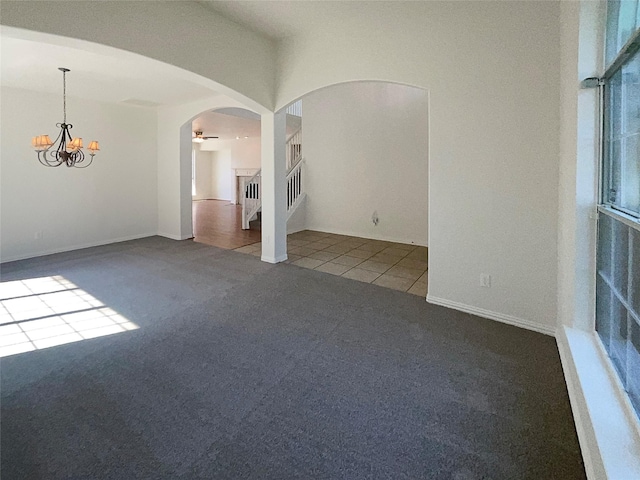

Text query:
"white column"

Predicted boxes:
[[260, 111, 288, 263], [179, 123, 194, 239], [157, 113, 193, 240]]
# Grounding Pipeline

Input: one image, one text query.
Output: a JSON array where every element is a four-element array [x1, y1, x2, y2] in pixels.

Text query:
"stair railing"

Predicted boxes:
[[285, 100, 302, 117], [241, 125, 304, 230], [286, 160, 305, 218], [242, 170, 261, 230], [286, 128, 302, 172]]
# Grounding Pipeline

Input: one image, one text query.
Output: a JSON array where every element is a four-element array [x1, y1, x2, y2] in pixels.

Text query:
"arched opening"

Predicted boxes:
[[177, 106, 306, 257], [248, 81, 430, 297], [0, 26, 272, 262], [188, 108, 263, 250]]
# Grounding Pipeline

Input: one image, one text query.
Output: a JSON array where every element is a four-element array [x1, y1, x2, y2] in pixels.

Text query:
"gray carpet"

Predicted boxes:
[[0, 236, 585, 479]]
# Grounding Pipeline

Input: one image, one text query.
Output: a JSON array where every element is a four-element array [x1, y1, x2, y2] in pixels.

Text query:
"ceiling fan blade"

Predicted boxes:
[[203, 136, 219, 139]]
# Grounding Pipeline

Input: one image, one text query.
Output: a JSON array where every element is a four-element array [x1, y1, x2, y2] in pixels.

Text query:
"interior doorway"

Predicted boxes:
[[190, 108, 262, 249]]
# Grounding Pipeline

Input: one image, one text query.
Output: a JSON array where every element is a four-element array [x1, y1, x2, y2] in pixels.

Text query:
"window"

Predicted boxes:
[[596, 0, 640, 418]]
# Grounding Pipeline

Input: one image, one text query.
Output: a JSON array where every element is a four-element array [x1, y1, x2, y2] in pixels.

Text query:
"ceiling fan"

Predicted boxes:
[[192, 130, 218, 143]]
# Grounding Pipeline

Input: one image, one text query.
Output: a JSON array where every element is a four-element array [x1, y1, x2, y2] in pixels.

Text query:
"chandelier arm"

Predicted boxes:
[[40, 150, 62, 167], [67, 148, 85, 168], [39, 126, 62, 166], [46, 148, 63, 167], [74, 153, 93, 168], [37, 150, 53, 167], [43, 152, 55, 167]]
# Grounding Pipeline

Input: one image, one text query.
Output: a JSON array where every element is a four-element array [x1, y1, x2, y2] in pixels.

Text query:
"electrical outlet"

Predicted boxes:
[[480, 273, 491, 288], [371, 211, 379, 226]]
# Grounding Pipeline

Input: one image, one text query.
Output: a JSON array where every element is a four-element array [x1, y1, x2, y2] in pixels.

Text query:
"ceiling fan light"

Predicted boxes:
[[192, 137, 204, 143]]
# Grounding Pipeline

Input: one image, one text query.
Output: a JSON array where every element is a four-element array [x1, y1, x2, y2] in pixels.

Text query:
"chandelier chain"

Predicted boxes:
[[62, 69, 66, 124]]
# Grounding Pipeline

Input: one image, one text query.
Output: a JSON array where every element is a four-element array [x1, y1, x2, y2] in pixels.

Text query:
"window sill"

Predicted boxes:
[[558, 326, 640, 479], [598, 205, 640, 231]]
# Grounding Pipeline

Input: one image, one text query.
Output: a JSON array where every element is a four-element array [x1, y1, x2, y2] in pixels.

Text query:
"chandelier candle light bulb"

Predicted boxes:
[[31, 68, 99, 168]]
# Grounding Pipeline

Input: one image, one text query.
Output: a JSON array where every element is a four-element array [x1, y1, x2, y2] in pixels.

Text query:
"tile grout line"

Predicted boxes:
[[235, 230, 427, 295]]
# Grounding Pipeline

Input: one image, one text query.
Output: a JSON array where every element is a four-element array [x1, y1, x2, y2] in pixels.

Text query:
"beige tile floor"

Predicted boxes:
[[233, 230, 428, 296]]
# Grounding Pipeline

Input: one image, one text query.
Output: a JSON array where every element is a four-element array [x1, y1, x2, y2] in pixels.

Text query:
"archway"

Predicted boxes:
[[271, 81, 430, 296], [160, 97, 267, 243], [0, 26, 272, 259], [189, 108, 263, 250]]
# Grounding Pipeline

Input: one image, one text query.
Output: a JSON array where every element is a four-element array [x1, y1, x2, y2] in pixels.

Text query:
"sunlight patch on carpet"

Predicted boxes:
[[0, 276, 138, 357]]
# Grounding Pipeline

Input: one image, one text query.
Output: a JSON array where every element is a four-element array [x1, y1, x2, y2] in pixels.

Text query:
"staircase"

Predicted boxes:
[[241, 169, 262, 230], [242, 103, 306, 230], [285, 127, 305, 216]]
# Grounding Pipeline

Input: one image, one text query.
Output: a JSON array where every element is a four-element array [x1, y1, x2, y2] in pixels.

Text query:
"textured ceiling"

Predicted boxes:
[[193, 110, 262, 140], [199, 1, 373, 40], [192, 108, 300, 141]]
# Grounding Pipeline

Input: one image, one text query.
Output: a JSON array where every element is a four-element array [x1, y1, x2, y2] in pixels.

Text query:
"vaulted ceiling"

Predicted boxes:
[[199, 1, 378, 40], [0, 34, 220, 106]]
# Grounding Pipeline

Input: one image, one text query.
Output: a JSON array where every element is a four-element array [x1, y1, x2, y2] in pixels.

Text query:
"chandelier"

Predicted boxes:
[[31, 68, 100, 168]]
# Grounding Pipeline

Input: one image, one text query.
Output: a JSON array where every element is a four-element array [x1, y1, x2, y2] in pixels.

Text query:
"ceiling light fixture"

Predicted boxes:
[[193, 131, 218, 143], [32, 68, 100, 168]]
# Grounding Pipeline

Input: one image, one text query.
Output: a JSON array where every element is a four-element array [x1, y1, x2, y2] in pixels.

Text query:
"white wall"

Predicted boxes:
[[558, 0, 604, 331], [276, 1, 560, 333], [200, 137, 261, 169], [302, 82, 428, 245], [0, 87, 157, 261], [192, 148, 233, 202], [199, 137, 261, 205], [211, 150, 232, 201], [193, 149, 213, 200]]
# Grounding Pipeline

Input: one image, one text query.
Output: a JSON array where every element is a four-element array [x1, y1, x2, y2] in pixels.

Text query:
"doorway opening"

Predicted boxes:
[[190, 108, 262, 249], [233, 82, 430, 296]]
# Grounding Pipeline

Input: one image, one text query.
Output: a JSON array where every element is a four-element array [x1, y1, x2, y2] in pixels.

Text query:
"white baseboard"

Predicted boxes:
[[304, 224, 427, 248], [157, 232, 193, 241], [261, 254, 287, 264], [0, 232, 157, 263], [426, 294, 555, 336], [192, 197, 232, 202], [287, 225, 306, 235]]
